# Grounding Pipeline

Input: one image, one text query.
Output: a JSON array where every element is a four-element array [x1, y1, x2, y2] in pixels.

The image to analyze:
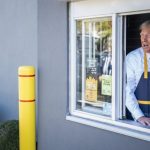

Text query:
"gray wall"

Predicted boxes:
[[0, 0, 149, 149], [0, 0, 37, 121], [38, 0, 150, 150]]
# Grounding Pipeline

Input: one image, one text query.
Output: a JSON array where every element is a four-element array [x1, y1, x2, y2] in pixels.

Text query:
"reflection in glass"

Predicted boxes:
[[76, 17, 112, 117]]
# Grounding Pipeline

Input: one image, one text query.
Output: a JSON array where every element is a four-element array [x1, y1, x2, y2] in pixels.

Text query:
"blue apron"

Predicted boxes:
[[126, 51, 150, 119], [134, 72, 150, 117], [134, 51, 150, 117]]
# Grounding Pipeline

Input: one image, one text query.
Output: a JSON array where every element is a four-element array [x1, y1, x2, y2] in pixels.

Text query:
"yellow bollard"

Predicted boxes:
[[18, 66, 36, 150]]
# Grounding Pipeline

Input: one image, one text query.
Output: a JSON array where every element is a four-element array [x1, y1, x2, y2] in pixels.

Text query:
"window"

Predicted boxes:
[[76, 17, 112, 117], [67, 1, 150, 142], [123, 13, 150, 120]]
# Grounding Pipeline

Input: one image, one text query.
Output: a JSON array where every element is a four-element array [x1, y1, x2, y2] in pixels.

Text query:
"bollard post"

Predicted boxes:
[[18, 66, 36, 150]]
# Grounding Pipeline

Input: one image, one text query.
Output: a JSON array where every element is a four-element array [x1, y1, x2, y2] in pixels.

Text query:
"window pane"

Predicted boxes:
[[76, 17, 112, 117]]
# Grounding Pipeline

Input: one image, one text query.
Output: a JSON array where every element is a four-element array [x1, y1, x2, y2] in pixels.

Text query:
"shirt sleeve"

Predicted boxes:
[[125, 54, 144, 120]]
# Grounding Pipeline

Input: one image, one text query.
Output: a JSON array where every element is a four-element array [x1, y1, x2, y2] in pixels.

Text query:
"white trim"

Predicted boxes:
[[112, 14, 117, 120], [81, 20, 86, 108], [69, 4, 76, 114], [118, 9, 150, 16], [66, 115, 150, 142], [70, 110, 150, 134], [115, 15, 124, 119], [70, 0, 150, 18], [122, 16, 127, 118], [73, 14, 115, 21]]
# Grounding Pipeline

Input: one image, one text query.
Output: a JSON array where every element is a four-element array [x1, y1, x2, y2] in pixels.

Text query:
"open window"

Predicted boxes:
[[123, 13, 150, 120]]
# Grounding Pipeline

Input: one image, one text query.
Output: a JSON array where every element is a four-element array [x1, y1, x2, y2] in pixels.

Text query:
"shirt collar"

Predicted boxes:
[[139, 47, 144, 58]]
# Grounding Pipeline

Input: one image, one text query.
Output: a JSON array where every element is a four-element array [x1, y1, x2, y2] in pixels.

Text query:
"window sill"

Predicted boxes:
[[66, 114, 150, 142]]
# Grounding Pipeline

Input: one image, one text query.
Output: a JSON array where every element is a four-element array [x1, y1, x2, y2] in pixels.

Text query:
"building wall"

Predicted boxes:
[[0, 0, 37, 121], [0, 0, 149, 149], [38, 0, 150, 150]]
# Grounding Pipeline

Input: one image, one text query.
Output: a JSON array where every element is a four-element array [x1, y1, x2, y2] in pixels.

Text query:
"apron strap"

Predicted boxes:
[[138, 100, 150, 104], [144, 51, 148, 78]]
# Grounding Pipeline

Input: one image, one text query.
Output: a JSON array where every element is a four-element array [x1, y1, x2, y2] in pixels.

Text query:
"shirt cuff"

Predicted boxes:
[[132, 109, 144, 120]]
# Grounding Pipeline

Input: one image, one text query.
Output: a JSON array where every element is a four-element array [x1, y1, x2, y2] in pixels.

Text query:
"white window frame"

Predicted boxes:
[[70, 14, 117, 119], [67, 4, 150, 141]]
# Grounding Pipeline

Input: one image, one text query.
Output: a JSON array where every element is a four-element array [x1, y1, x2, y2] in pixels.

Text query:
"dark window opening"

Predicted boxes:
[[126, 13, 150, 54], [125, 13, 150, 120]]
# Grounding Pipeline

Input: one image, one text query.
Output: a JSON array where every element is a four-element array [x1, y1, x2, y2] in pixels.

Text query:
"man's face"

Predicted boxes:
[[140, 27, 150, 53]]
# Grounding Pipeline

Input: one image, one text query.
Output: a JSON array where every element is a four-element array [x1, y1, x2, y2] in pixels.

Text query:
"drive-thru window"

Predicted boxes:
[[67, 0, 150, 141]]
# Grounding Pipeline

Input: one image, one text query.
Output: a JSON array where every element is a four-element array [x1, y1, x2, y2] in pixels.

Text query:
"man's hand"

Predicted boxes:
[[137, 116, 150, 126]]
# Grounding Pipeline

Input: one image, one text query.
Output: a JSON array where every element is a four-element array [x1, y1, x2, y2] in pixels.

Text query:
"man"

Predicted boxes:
[[126, 20, 150, 126]]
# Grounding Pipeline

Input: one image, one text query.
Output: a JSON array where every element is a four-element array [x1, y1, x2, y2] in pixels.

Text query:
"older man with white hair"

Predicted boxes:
[[126, 20, 150, 126]]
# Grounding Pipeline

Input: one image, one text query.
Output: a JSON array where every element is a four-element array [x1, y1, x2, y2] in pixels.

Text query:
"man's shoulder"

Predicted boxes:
[[126, 47, 142, 61]]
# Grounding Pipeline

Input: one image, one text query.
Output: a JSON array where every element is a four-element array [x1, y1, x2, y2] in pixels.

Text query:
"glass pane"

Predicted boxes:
[[76, 20, 82, 103], [76, 17, 112, 117]]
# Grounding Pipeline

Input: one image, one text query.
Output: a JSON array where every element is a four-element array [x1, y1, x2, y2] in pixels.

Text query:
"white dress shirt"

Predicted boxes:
[[126, 47, 150, 120]]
